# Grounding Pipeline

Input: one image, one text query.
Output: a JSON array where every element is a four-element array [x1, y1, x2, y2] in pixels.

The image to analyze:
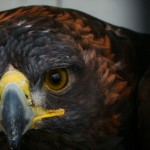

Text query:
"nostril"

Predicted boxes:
[[25, 94, 28, 99]]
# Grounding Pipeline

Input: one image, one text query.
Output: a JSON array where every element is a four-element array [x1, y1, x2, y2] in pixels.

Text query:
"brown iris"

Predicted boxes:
[[45, 68, 69, 91]]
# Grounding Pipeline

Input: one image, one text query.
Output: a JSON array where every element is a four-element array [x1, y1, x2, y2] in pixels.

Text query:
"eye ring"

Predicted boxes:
[[45, 68, 69, 92]]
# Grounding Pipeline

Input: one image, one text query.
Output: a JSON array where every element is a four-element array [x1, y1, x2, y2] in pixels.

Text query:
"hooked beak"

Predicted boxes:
[[0, 70, 65, 149]]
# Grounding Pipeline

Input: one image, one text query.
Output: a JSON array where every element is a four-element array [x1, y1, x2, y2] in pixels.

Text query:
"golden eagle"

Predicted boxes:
[[0, 5, 149, 150]]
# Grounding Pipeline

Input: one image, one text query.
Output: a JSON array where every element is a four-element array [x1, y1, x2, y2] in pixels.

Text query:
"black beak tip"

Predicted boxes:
[[4, 128, 22, 150], [9, 138, 21, 150]]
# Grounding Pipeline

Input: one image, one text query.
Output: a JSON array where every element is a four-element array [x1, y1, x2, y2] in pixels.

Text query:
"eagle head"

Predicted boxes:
[[0, 6, 139, 150]]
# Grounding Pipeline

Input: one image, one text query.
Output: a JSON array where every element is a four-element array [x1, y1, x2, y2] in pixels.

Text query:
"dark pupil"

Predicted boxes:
[[51, 73, 61, 84]]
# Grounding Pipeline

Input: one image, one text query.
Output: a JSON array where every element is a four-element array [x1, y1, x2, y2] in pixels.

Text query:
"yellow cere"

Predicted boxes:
[[32, 107, 65, 127], [0, 70, 32, 105]]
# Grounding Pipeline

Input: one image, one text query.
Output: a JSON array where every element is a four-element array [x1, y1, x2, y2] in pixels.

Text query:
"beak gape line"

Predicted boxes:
[[0, 70, 65, 149]]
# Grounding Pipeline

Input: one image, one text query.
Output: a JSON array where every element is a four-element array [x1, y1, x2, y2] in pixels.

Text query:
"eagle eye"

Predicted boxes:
[[45, 68, 69, 91]]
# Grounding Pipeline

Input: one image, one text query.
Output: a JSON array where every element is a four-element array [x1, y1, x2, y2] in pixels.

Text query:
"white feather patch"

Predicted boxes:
[[17, 20, 26, 26], [31, 90, 46, 107], [6, 64, 15, 71], [25, 24, 32, 28]]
